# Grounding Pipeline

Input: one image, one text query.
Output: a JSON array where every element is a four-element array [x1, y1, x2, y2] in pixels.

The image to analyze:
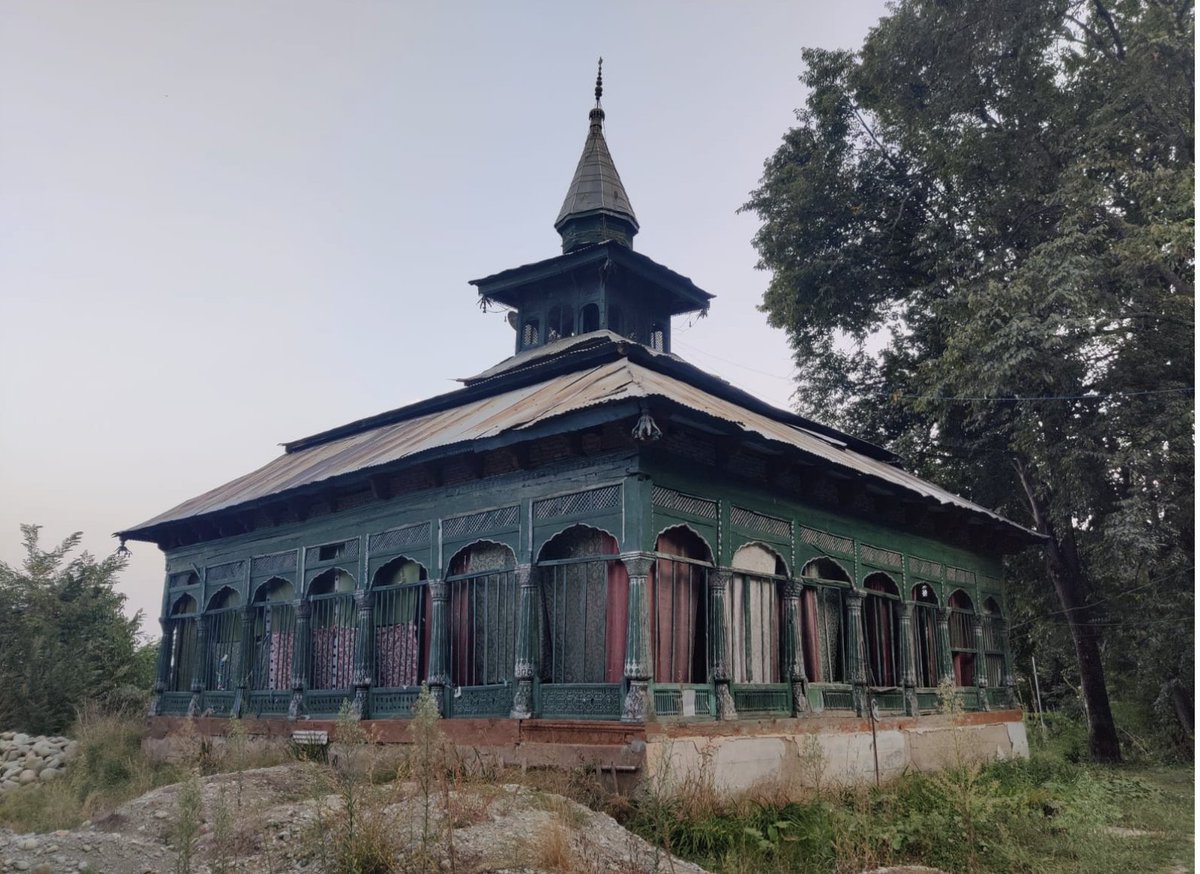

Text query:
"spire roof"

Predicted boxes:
[[554, 59, 639, 252]]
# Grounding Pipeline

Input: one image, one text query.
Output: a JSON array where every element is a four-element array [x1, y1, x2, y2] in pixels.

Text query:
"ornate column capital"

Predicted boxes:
[[428, 580, 449, 602], [620, 553, 654, 579]]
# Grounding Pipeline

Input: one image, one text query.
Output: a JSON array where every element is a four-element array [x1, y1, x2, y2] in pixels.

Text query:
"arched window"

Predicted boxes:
[[863, 573, 901, 687], [204, 587, 243, 693], [652, 527, 712, 684], [446, 542, 517, 687], [911, 583, 941, 688], [799, 558, 850, 683], [729, 544, 786, 684], [982, 597, 1005, 689], [580, 303, 600, 333], [649, 323, 666, 352], [522, 318, 540, 349], [546, 304, 574, 342], [607, 304, 623, 336], [949, 590, 977, 687], [536, 526, 627, 685], [250, 578, 295, 692], [308, 568, 357, 691], [371, 557, 428, 690], [166, 594, 199, 693]]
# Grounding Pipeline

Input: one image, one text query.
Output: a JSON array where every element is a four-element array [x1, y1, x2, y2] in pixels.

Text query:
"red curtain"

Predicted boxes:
[[652, 531, 706, 683], [604, 547, 629, 683]]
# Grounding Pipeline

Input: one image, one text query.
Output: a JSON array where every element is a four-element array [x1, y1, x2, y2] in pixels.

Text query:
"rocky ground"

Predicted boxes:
[[0, 733, 77, 793], [0, 764, 709, 874]]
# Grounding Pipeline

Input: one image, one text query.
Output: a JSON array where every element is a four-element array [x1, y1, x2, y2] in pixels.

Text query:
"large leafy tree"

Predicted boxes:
[[0, 525, 153, 734], [743, 0, 1192, 761]]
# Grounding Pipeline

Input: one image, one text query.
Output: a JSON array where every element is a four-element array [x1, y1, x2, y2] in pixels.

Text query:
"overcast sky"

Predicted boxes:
[[0, 1, 889, 633]]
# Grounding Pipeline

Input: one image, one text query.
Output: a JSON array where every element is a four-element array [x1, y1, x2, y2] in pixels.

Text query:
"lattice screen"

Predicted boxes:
[[532, 485, 620, 521], [442, 506, 520, 541], [730, 506, 790, 539], [369, 522, 431, 554], [798, 526, 854, 557], [206, 560, 246, 583], [251, 552, 296, 577], [860, 544, 903, 570], [651, 486, 718, 519]]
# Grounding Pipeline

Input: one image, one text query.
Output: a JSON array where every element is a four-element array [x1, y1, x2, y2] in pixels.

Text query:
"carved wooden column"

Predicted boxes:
[[288, 599, 311, 721], [351, 590, 373, 719], [511, 563, 537, 719], [708, 570, 737, 720], [782, 579, 809, 715], [426, 580, 450, 714], [621, 554, 654, 723], [899, 601, 919, 716], [973, 612, 989, 711], [845, 588, 867, 716], [187, 614, 208, 718], [149, 616, 173, 716], [936, 606, 954, 687], [233, 607, 255, 718]]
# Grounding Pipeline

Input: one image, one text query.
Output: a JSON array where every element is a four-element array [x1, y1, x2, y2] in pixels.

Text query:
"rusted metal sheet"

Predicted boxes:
[[122, 358, 1030, 536]]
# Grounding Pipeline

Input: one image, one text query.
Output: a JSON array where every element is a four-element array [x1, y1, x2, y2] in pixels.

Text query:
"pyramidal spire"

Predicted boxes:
[[554, 58, 639, 253]]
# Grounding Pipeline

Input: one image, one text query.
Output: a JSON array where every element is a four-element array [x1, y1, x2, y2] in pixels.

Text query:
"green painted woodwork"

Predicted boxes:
[[651, 684, 715, 719], [707, 571, 736, 720], [536, 683, 623, 720], [730, 684, 791, 715], [510, 564, 536, 719], [621, 554, 653, 723]]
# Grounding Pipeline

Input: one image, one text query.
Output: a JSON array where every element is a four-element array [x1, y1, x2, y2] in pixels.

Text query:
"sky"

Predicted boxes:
[[0, 1, 890, 635]]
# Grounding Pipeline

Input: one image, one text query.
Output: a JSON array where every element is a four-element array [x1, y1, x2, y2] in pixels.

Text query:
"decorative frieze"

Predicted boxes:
[[443, 506, 520, 541], [251, 551, 296, 577], [860, 544, 903, 571], [908, 556, 943, 581], [369, 522, 431, 554], [798, 525, 854, 558], [947, 566, 977, 586], [730, 506, 790, 539], [651, 486, 717, 520], [206, 560, 246, 583], [304, 539, 359, 566], [533, 485, 620, 521]]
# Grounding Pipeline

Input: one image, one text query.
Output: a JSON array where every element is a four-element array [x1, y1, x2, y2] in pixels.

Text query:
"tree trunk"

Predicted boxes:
[[1015, 460, 1122, 763]]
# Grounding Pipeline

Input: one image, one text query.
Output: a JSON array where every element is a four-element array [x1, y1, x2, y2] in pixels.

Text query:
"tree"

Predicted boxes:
[[0, 525, 153, 734], [742, 0, 1193, 761]]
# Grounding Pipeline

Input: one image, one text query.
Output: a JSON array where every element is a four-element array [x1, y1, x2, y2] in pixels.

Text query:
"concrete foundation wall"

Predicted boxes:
[[144, 710, 1027, 799], [645, 710, 1028, 796]]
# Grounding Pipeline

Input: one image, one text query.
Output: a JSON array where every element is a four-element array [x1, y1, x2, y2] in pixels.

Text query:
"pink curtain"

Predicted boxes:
[[652, 531, 705, 683], [604, 558, 629, 683], [801, 588, 822, 682], [311, 626, 357, 689], [267, 630, 294, 691], [376, 623, 420, 687]]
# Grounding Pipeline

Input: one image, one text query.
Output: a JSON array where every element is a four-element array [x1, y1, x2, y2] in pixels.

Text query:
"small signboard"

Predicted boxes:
[[291, 730, 329, 746]]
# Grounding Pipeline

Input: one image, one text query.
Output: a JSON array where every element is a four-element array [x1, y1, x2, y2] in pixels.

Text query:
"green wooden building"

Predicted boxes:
[[121, 75, 1037, 730]]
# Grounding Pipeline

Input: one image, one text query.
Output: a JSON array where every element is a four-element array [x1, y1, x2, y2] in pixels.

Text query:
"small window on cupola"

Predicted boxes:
[[546, 305, 574, 342], [522, 318, 541, 348], [650, 323, 666, 352], [580, 303, 600, 333]]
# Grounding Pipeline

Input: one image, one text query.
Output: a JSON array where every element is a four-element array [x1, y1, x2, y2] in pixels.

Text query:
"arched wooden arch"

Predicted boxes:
[[306, 567, 356, 596], [862, 573, 901, 687], [948, 589, 977, 687], [370, 555, 430, 691], [731, 542, 789, 577], [446, 540, 518, 689], [800, 557, 852, 584], [170, 593, 198, 615], [652, 526, 713, 684], [654, 524, 715, 564], [205, 585, 242, 611], [535, 525, 628, 689]]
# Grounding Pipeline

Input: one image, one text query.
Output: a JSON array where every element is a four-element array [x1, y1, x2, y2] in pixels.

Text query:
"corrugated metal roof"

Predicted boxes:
[[121, 358, 1033, 538]]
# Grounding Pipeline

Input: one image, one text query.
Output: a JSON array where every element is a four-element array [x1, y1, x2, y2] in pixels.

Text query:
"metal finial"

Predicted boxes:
[[595, 57, 603, 105]]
